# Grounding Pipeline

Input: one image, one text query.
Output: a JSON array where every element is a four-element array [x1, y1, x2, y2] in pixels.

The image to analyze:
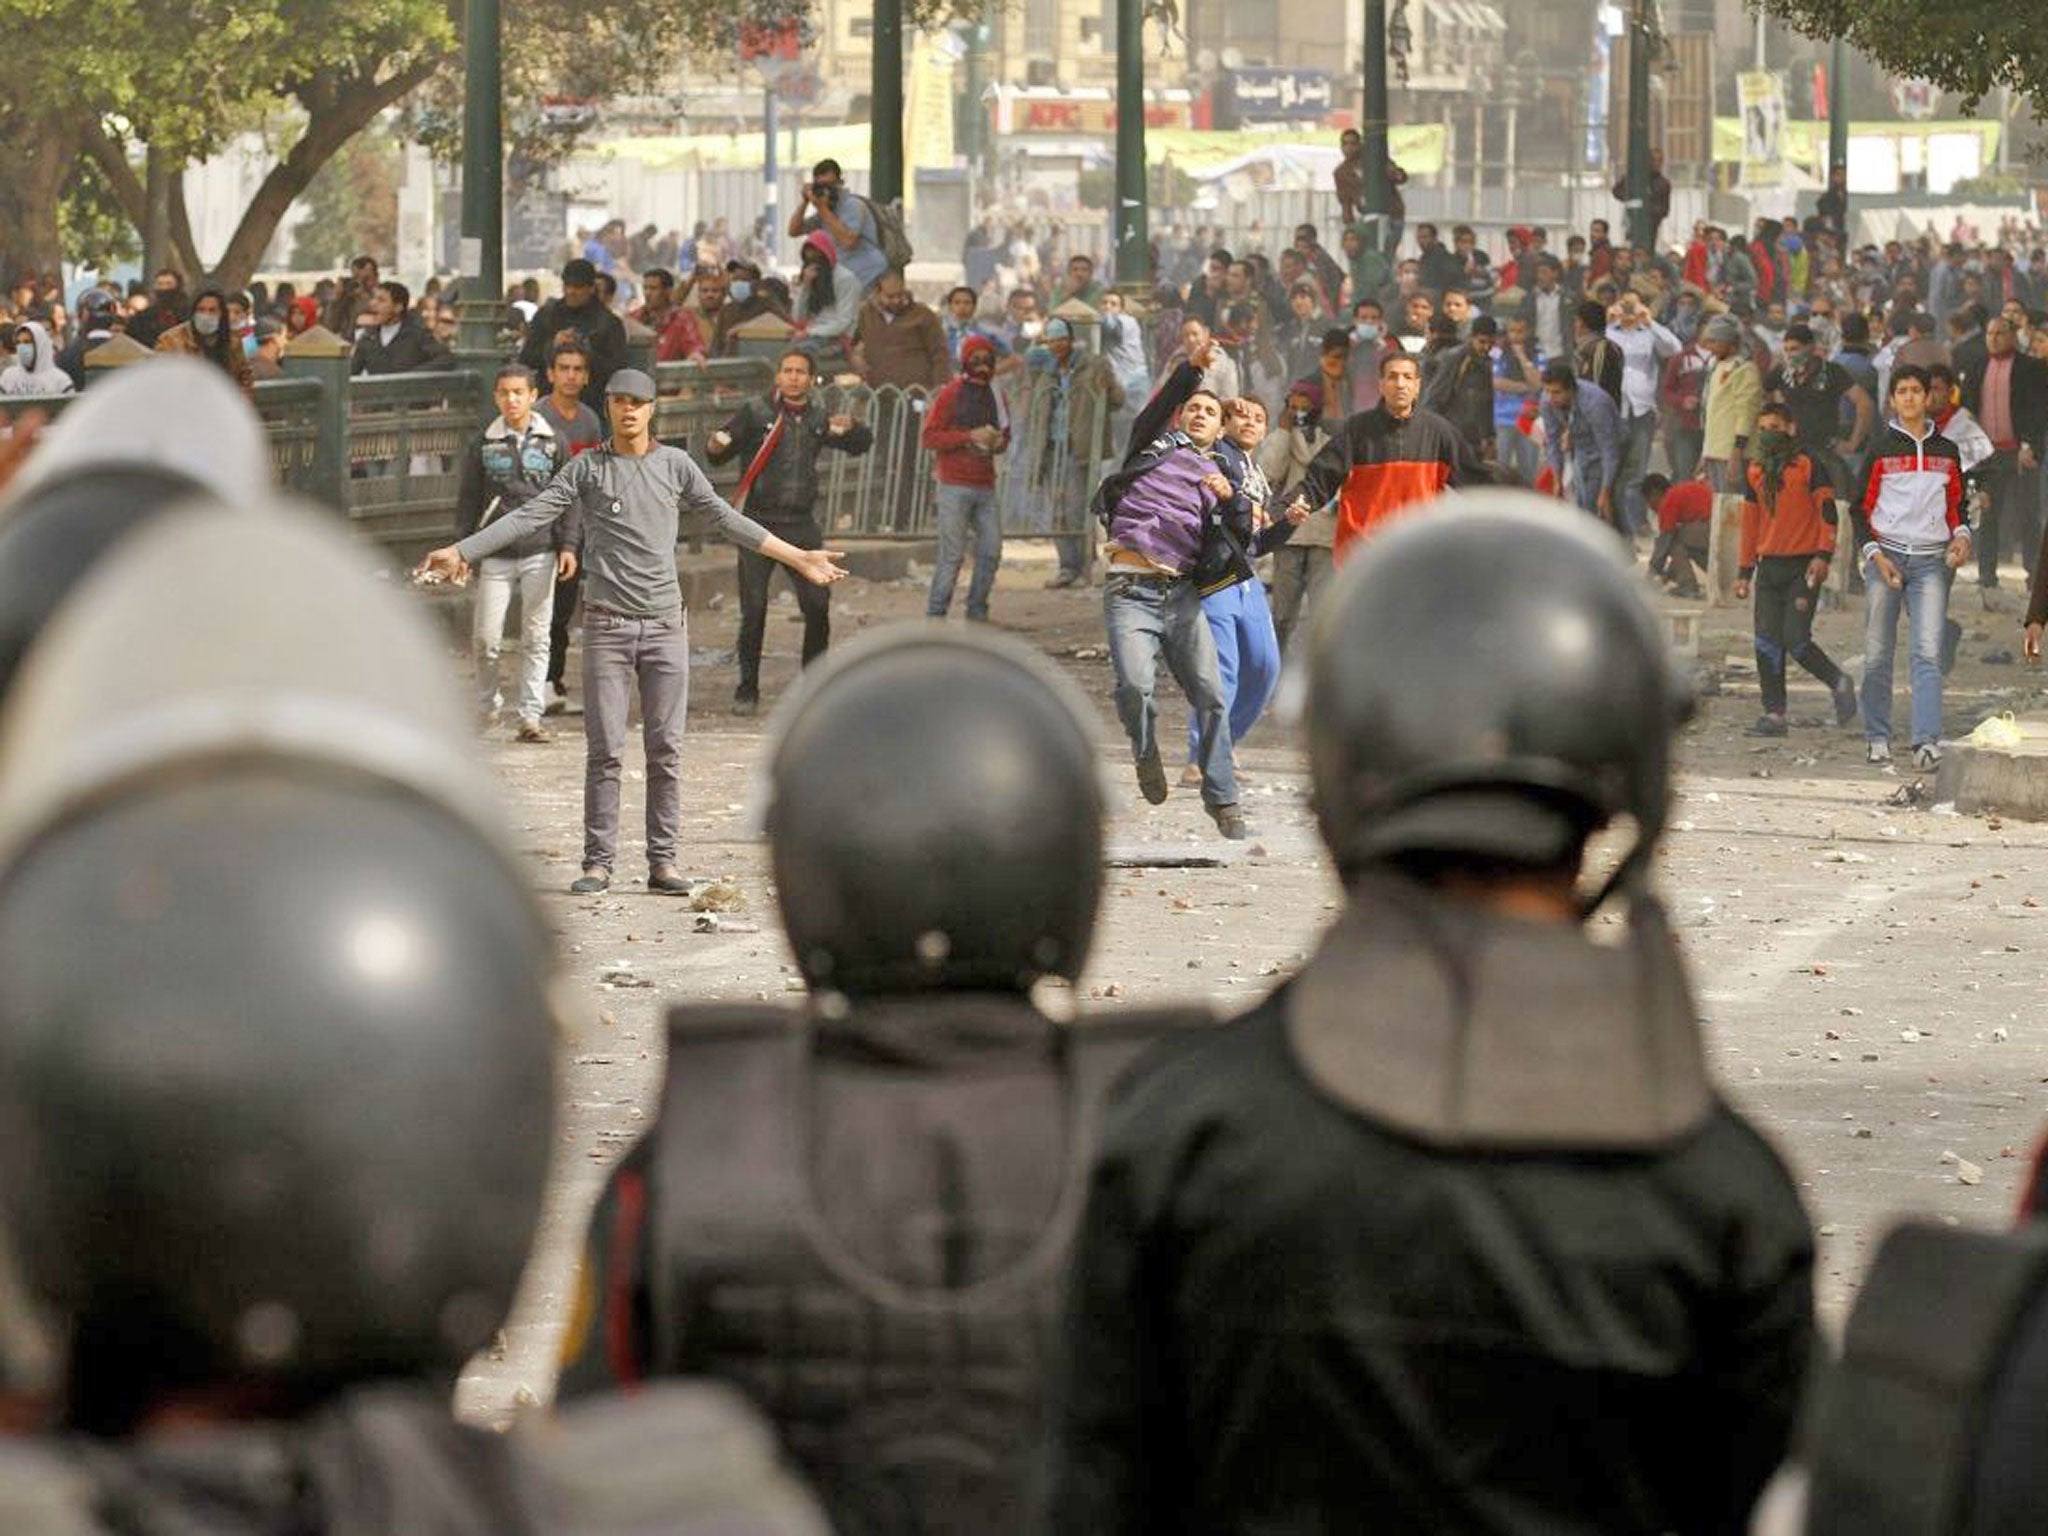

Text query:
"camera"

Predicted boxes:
[[810, 182, 839, 207]]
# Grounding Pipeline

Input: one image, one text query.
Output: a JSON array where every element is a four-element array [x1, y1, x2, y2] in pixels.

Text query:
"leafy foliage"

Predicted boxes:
[[1754, 1, 2048, 110]]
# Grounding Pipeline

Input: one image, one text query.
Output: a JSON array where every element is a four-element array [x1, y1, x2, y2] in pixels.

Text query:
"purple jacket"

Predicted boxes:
[[1107, 440, 1214, 573]]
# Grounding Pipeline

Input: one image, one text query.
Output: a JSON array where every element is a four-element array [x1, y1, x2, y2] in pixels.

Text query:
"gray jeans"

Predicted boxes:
[[581, 607, 689, 872], [1269, 543, 1335, 657], [927, 483, 1002, 618]]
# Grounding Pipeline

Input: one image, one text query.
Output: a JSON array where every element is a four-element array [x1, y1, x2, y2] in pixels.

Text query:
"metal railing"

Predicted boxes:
[[4, 352, 1120, 555]]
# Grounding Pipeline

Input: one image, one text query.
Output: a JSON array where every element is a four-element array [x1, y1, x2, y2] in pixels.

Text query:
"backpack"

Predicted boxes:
[[858, 194, 915, 271]]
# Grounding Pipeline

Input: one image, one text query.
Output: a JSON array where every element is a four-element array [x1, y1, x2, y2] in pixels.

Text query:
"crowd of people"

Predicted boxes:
[[13, 142, 2048, 842], [8, 358, 2047, 1536]]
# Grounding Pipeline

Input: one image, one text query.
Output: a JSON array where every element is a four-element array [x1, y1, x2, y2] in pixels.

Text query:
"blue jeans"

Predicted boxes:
[[1860, 549, 1952, 749], [1187, 579, 1281, 763], [927, 483, 1002, 619], [1104, 572, 1236, 807], [1495, 423, 1538, 486]]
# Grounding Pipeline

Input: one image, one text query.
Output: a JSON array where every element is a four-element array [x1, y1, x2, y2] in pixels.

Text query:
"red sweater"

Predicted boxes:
[[921, 375, 1008, 488]]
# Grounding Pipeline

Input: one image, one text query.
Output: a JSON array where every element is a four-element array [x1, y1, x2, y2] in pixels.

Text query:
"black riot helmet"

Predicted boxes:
[[1306, 490, 1693, 897], [0, 508, 557, 1434], [763, 626, 1105, 995], [0, 357, 271, 703]]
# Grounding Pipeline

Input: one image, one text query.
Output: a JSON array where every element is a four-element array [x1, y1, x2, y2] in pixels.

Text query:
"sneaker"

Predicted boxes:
[[1135, 751, 1169, 805], [647, 865, 692, 896], [1865, 741, 1891, 765], [515, 721, 552, 743], [1912, 742, 1943, 772], [544, 682, 569, 718], [1207, 802, 1249, 841], [731, 693, 759, 718], [569, 866, 610, 895], [1177, 763, 1203, 789], [1832, 677, 1860, 728], [1746, 714, 1789, 738], [1044, 570, 1081, 590]]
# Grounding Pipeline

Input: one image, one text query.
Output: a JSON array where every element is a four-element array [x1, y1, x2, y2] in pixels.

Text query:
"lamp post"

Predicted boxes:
[[1828, 35, 1850, 224], [456, 0, 504, 361], [1114, 0, 1148, 285], [1622, 0, 1654, 251], [1361, 0, 1392, 252], [873, 0, 905, 206]]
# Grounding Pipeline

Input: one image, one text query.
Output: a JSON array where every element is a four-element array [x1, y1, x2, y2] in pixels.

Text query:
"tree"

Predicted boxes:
[[290, 128, 403, 273], [1755, 2, 2048, 110], [0, 0, 989, 290]]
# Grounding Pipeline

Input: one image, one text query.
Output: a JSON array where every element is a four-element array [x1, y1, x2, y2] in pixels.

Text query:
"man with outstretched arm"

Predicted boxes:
[[418, 368, 846, 896]]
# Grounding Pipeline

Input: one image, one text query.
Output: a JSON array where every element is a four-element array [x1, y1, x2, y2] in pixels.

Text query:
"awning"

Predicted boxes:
[[1425, 0, 1507, 34]]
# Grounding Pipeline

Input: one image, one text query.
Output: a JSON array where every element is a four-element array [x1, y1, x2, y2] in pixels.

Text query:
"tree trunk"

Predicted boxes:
[[80, 57, 437, 291], [207, 61, 439, 290], [0, 120, 75, 287]]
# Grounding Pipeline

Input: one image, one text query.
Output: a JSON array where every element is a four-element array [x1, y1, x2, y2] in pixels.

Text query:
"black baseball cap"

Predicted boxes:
[[560, 258, 598, 286]]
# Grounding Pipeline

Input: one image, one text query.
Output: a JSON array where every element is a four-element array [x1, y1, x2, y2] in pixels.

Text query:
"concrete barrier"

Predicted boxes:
[[1934, 715, 2048, 820]]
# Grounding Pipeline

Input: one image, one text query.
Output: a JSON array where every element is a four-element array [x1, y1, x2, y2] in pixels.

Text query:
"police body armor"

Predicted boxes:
[[1806, 1222, 2048, 1536], [613, 998, 1193, 1536]]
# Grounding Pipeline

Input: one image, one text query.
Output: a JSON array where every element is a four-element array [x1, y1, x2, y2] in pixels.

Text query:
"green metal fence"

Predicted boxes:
[[4, 352, 1119, 556]]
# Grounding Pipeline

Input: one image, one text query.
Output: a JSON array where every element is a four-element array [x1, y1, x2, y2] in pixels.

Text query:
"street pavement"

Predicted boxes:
[[453, 549, 2048, 1425]]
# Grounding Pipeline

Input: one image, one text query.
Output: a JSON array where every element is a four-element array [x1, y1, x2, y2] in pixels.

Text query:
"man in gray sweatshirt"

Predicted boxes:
[[420, 368, 846, 895]]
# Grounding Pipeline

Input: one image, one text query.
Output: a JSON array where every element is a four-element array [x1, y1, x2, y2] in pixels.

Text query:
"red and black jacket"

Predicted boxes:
[[1291, 403, 1469, 559]]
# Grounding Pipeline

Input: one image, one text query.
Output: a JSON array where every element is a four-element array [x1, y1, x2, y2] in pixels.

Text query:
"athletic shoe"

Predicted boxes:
[[516, 721, 552, 744], [731, 693, 759, 718], [1865, 741, 1891, 765], [544, 681, 569, 717], [1912, 742, 1943, 772], [1177, 763, 1203, 789], [1746, 714, 1788, 737], [1045, 570, 1082, 589]]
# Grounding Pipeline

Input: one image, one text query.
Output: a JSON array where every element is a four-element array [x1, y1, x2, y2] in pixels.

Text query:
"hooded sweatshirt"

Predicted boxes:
[[0, 323, 74, 396]]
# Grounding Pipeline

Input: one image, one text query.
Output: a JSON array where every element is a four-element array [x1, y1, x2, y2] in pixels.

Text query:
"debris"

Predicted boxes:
[[1957, 1158, 1984, 1187], [782, 977, 806, 993], [599, 968, 653, 989], [1818, 1223, 1840, 1237], [1993, 1026, 2011, 1042], [1884, 779, 1930, 809], [689, 881, 746, 912]]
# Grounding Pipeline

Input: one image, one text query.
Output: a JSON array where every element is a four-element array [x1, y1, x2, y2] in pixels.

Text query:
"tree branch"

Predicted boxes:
[[208, 55, 442, 287]]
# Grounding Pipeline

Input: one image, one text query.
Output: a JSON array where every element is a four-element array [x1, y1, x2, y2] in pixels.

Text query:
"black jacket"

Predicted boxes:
[[704, 394, 873, 525], [1958, 349, 2048, 452], [1047, 985, 1815, 1536], [350, 314, 449, 376], [519, 297, 628, 395]]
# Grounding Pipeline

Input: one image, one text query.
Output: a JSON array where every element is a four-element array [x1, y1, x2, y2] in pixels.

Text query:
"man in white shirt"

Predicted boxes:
[[1526, 257, 1569, 362], [1605, 291, 1680, 536]]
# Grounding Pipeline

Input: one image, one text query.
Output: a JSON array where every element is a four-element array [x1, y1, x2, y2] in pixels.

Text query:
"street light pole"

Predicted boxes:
[[1829, 35, 1850, 218], [1623, 0, 1653, 250], [1362, 0, 1392, 253], [872, 0, 905, 207], [1114, 0, 1148, 286], [456, 0, 504, 360]]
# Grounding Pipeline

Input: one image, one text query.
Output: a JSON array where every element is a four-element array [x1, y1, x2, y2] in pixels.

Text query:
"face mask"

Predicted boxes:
[[193, 311, 221, 338], [1755, 430, 1790, 454], [728, 280, 752, 303], [1354, 323, 1381, 342], [14, 343, 33, 370], [243, 334, 260, 358]]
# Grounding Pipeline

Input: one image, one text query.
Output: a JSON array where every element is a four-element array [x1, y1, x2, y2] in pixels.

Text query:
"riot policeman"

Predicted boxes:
[[0, 506, 829, 1535], [1046, 490, 1816, 1535], [1779, 1217, 2048, 1535], [0, 357, 272, 702], [556, 625, 1206, 1536]]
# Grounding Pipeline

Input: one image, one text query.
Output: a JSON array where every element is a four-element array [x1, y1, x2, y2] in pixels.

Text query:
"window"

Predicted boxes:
[[1025, 0, 1058, 58]]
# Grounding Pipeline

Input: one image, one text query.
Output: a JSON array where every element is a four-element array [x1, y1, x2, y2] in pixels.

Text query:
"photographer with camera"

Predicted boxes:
[[785, 158, 888, 297]]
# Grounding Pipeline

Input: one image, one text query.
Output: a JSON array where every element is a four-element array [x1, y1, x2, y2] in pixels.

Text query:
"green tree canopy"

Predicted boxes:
[[1756, 2, 2048, 109]]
